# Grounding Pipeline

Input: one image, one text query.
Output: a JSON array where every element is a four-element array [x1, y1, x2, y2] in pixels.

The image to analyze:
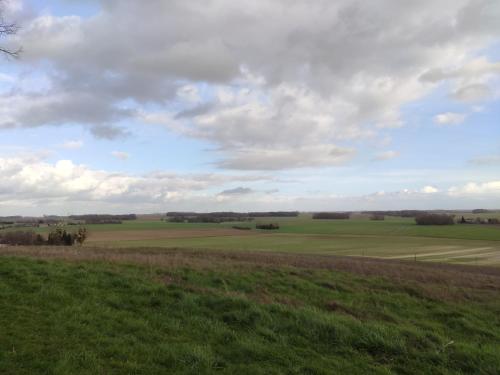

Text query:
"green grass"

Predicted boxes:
[[1, 254, 499, 374], [98, 233, 498, 262], [32, 220, 222, 233], [251, 216, 500, 241], [26, 215, 500, 242], [78, 217, 500, 265], [4, 215, 500, 265]]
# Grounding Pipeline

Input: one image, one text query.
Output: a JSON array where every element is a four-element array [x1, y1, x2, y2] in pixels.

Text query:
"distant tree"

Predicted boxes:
[[313, 212, 350, 220], [34, 234, 45, 246], [256, 223, 280, 230], [415, 214, 455, 225], [62, 231, 75, 246], [0, 230, 36, 245], [0, 3, 21, 58], [47, 226, 64, 245], [74, 227, 88, 246], [47, 226, 80, 246]]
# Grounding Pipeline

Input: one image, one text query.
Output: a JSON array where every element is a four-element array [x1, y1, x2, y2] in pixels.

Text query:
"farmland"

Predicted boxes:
[[1, 213, 500, 373], [23, 213, 500, 265]]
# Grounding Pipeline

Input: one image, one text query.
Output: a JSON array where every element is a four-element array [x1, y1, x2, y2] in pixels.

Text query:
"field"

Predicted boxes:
[[1, 214, 500, 373], [0, 247, 499, 374], [27, 214, 500, 265]]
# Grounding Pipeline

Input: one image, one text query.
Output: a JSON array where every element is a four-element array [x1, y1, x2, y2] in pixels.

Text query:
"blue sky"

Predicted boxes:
[[0, 0, 499, 215]]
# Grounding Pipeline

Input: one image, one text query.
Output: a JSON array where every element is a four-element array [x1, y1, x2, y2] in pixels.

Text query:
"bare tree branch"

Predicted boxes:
[[0, 5, 21, 58]]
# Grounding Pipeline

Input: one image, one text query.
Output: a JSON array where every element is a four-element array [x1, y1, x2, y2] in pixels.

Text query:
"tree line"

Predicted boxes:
[[312, 212, 350, 220], [166, 211, 298, 223], [0, 227, 88, 246]]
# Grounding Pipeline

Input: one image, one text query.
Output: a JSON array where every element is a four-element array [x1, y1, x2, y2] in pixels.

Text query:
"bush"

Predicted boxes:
[[232, 225, 252, 230], [312, 212, 350, 220], [0, 230, 38, 245], [46, 226, 88, 246], [168, 216, 186, 223], [370, 214, 385, 221], [256, 223, 280, 230], [415, 214, 455, 225], [74, 227, 88, 245], [0, 226, 88, 246], [47, 227, 74, 245]]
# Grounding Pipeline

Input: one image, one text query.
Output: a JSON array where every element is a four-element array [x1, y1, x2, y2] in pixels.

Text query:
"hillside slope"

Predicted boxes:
[[1, 247, 499, 374]]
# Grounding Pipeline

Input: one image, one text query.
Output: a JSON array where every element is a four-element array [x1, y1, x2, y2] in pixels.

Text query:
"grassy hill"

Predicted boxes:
[[1, 247, 499, 374]]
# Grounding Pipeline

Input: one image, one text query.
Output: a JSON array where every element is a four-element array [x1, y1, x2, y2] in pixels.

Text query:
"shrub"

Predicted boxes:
[[487, 218, 500, 225], [256, 223, 280, 230], [370, 214, 385, 221], [232, 226, 251, 230], [4, 227, 89, 247], [169, 216, 186, 223], [47, 227, 74, 245], [47, 226, 88, 246], [34, 234, 45, 245], [313, 212, 350, 220], [415, 214, 455, 225], [0, 230, 38, 245], [74, 227, 88, 245]]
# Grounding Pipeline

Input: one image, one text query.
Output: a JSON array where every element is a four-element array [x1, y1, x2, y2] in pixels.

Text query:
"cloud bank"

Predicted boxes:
[[0, 156, 499, 215], [1, 0, 498, 170]]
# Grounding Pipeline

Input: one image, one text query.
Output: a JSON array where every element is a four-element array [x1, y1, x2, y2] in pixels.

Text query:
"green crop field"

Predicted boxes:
[[40, 215, 498, 266]]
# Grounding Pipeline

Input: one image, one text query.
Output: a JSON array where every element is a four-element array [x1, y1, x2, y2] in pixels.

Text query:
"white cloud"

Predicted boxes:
[[372, 150, 400, 161], [0, 155, 499, 213], [0, 0, 498, 169], [448, 181, 500, 196], [433, 112, 467, 125], [452, 83, 492, 102], [0, 156, 276, 212], [215, 145, 355, 170], [421, 57, 500, 103], [111, 151, 130, 160], [61, 140, 84, 150], [421, 185, 439, 194]]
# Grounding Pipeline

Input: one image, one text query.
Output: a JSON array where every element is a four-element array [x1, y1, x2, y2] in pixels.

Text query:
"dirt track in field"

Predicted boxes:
[[86, 228, 261, 242], [386, 247, 494, 259]]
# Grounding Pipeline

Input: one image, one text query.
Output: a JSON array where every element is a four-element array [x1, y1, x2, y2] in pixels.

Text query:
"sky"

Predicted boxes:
[[0, 0, 499, 215]]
